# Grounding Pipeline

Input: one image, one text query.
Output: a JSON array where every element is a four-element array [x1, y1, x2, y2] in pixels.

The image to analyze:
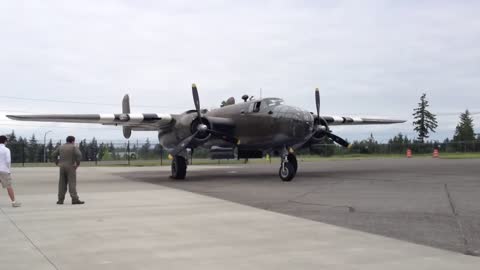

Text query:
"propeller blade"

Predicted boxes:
[[123, 127, 131, 139], [171, 131, 198, 156], [122, 94, 131, 139], [208, 129, 239, 145], [122, 94, 130, 114], [327, 133, 350, 148], [315, 87, 330, 131], [192, 84, 202, 119]]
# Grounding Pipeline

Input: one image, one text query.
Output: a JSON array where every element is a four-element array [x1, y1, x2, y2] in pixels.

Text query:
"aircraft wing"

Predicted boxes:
[[6, 113, 173, 130], [319, 115, 406, 126]]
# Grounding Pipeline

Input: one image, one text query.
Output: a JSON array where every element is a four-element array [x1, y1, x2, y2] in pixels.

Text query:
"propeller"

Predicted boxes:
[[314, 88, 350, 148], [171, 84, 239, 156]]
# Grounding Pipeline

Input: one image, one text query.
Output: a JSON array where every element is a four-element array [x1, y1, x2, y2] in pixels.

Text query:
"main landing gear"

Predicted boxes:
[[279, 151, 297, 181], [171, 155, 187, 179]]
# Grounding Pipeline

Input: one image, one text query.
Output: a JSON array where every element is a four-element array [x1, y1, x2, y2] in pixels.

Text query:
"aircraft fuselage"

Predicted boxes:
[[158, 97, 314, 154]]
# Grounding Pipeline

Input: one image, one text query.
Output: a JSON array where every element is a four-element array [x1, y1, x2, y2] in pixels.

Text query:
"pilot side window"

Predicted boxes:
[[253, 101, 261, 113]]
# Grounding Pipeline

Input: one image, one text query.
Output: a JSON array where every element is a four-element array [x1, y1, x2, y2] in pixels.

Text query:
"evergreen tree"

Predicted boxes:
[[154, 143, 165, 159], [453, 110, 475, 151], [6, 130, 16, 142], [350, 135, 379, 154], [310, 137, 335, 156], [36, 143, 45, 163], [18, 136, 27, 163], [366, 133, 378, 153], [6, 131, 22, 163], [46, 139, 54, 162], [87, 138, 99, 161], [139, 139, 152, 159], [98, 143, 107, 161], [108, 142, 117, 160], [453, 110, 475, 142], [387, 133, 411, 154], [412, 93, 438, 143], [131, 143, 138, 159], [79, 139, 88, 161], [27, 134, 39, 162]]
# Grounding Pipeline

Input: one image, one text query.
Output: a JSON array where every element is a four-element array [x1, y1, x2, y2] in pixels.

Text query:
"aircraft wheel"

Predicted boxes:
[[279, 162, 295, 182], [287, 153, 298, 173], [171, 156, 187, 179]]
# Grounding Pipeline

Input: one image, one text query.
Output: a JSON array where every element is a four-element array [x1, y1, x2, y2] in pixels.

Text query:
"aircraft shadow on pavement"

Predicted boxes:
[[113, 166, 404, 185]]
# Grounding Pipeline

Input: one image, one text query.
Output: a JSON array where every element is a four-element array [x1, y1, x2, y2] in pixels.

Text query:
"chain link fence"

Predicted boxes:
[[6, 140, 480, 167]]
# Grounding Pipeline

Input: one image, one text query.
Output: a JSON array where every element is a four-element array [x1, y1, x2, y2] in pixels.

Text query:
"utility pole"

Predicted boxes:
[[43, 130, 52, 163]]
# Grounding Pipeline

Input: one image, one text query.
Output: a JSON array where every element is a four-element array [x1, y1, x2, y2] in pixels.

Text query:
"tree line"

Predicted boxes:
[[2, 133, 167, 163], [311, 93, 479, 155], [2, 93, 479, 162]]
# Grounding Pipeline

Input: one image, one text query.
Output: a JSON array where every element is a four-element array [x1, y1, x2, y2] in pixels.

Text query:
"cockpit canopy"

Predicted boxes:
[[262, 98, 284, 107], [248, 98, 285, 113]]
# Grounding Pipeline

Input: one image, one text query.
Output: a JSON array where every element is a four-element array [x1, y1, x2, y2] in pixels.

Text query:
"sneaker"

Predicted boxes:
[[56, 200, 64, 205], [72, 200, 85, 205], [12, 201, 21, 207]]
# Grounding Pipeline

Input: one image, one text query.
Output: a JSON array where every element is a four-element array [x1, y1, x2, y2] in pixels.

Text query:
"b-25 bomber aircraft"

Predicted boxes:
[[7, 84, 405, 181]]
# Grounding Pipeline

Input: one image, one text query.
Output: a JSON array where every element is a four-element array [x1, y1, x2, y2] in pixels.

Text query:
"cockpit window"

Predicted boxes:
[[264, 98, 284, 107], [253, 101, 261, 112]]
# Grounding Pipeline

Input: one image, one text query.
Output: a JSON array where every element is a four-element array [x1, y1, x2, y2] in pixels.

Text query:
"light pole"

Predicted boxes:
[[43, 130, 52, 163]]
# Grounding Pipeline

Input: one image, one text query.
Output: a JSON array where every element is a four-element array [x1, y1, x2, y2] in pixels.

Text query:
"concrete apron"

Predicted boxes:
[[0, 172, 479, 269]]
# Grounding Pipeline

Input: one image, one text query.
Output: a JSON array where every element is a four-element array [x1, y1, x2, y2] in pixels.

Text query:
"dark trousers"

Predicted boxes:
[[58, 166, 79, 200]]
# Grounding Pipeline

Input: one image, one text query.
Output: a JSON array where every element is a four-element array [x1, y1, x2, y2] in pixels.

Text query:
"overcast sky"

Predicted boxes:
[[1, 0, 479, 144]]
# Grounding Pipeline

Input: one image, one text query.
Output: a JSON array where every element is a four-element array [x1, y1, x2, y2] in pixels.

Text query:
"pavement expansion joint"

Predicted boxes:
[[444, 184, 477, 256], [0, 207, 60, 270]]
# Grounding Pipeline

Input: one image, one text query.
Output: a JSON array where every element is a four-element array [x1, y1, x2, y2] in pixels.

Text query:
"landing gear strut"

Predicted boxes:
[[171, 156, 187, 179], [279, 150, 297, 181]]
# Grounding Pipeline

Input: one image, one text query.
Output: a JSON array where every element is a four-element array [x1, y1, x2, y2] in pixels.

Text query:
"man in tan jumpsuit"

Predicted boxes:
[[52, 136, 84, 205]]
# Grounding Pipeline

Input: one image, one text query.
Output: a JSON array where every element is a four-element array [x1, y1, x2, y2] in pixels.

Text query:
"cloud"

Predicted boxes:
[[1, 0, 479, 142]]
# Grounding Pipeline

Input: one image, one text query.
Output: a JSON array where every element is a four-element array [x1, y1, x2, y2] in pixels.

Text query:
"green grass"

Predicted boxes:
[[11, 152, 480, 168]]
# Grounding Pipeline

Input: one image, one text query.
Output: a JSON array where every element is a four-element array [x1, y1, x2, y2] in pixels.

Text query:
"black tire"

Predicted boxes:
[[171, 156, 187, 179], [279, 162, 295, 182], [287, 153, 298, 173]]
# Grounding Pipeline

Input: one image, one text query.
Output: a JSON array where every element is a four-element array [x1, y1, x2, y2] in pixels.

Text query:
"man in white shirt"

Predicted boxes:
[[0, 135, 21, 207]]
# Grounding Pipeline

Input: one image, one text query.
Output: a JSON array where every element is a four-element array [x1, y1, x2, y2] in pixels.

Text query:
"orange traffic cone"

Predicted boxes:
[[433, 149, 439, 158], [406, 148, 412, 158]]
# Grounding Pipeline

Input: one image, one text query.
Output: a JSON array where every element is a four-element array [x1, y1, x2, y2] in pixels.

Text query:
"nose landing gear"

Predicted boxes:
[[279, 150, 298, 181]]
